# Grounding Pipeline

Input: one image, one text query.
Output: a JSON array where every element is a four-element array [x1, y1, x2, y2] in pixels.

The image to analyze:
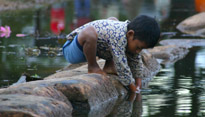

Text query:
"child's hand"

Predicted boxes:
[[128, 83, 138, 93], [128, 83, 141, 93], [135, 86, 141, 94]]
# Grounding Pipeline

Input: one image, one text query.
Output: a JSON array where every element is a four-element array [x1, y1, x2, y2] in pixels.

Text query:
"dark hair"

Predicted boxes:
[[127, 15, 160, 48]]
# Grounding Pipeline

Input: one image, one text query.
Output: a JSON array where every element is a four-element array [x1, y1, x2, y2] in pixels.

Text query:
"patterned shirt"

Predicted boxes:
[[66, 19, 143, 86]]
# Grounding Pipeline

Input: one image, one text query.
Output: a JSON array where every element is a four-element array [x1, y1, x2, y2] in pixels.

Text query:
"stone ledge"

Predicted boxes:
[[0, 74, 119, 117], [0, 85, 70, 105], [0, 94, 72, 117]]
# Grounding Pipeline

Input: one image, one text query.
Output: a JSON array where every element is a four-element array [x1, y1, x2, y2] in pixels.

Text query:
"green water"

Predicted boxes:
[[0, 0, 204, 116]]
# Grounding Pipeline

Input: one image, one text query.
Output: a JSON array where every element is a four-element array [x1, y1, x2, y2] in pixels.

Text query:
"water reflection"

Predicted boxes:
[[141, 46, 205, 116], [154, 0, 171, 21], [70, 0, 91, 30], [25, 48, 41, 57], [50, 3, 65, 35], [138, 0, 171, 22], [106, 93, 142, 117], [176, 97, 192, 115], [121, 0, 143, 19], [195, 48, 205, 69]]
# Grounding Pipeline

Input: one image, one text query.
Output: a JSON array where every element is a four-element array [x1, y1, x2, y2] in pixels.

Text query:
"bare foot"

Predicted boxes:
[[103, 67, 117, 75], [88, 67, 107, 76], [103, 60, 117, 75]]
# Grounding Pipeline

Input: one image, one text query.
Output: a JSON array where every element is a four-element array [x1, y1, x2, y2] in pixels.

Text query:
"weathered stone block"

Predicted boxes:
[[177, 12, 205, 37], [1, 73, 119, 116], [141, 50, 161, 79], [0, 85, 70, 105], [160, 39, 205, 47], [51, 74, 119, 106], [148, 45, 189, 64], [0, 94, 72, 117]]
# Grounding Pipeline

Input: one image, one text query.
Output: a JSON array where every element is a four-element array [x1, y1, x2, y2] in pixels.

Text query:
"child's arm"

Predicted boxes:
[[127, 53, 143, 90], [128, 83, 139, 93], [135, 78, 142, 89], [109, 40, 136, 91], [107, 21, 138, 92]]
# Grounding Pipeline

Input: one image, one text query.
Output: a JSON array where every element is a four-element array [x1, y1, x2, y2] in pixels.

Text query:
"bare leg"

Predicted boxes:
[[103, 60, 117, 75], [78, 26, 106, 75]]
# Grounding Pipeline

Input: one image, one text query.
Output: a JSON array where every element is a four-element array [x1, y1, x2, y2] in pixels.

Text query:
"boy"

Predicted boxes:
[[63, 15, 160, 93]]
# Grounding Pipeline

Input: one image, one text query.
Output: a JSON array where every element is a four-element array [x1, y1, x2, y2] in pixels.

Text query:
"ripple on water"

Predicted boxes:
[[3, 80, 9, 82], [8, 44, 20, 48], [195, 48, 205, 69], [1, 51, 16, 55], [0, 46, 5, 48], [199, 95, 205, 101], [176, 88, 190, 96], [176, 96, 192, 116]]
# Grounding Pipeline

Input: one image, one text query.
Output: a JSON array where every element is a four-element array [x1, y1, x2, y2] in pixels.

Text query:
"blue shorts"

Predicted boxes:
[[63, 35, 87, 64]]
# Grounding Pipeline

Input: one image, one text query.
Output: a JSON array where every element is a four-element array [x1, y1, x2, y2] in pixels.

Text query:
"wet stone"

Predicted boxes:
[[141, 50, 161, 79], [0, 85, 71, 105], [1, 73, 119, 116], [177, 12, 205, 37], [160, 39, 205, 47], [148, 45, 189, 64], [0, 94, 72, 117], [51, 74, 119, 108]]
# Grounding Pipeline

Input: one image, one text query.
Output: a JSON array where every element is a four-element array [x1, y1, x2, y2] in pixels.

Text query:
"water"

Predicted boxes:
[[0, 0, 205, 116]]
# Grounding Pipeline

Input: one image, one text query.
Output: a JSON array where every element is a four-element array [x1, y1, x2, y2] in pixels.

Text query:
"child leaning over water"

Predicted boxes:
[[63, 15, 160, 93]]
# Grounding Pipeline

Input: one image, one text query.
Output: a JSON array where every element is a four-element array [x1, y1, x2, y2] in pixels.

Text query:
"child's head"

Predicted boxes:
[[126, 15, 160, 54]]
